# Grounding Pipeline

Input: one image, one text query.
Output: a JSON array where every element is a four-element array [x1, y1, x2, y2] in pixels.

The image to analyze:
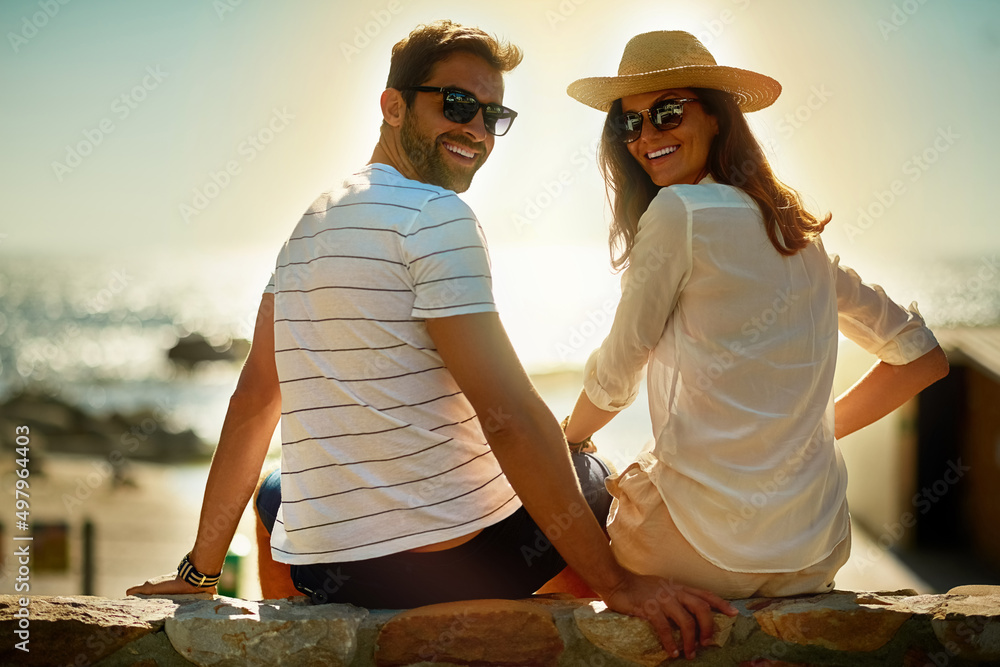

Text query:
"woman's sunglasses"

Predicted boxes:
[[612, 98, 699, 144], [405, 86, 518, 137]]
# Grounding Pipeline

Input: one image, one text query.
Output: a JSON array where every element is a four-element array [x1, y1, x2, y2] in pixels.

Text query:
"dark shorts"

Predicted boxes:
[[255, 452, 613, 609]]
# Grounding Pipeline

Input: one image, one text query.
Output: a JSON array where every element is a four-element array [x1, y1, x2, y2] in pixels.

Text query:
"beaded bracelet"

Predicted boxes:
[[177, 552, 222, 588], [560, 416, 596, 454]]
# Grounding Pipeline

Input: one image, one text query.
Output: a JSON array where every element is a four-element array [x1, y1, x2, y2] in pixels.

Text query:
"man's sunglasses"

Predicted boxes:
[[612, 98, 699, 144], [404, 86, 518, 137]]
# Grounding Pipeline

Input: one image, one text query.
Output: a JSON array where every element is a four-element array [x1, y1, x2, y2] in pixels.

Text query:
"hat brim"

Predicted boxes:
[[567, 65, 781, 113]]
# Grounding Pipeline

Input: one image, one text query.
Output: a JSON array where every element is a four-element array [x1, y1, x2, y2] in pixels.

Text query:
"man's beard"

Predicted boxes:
[[400, 112, 485, 193]]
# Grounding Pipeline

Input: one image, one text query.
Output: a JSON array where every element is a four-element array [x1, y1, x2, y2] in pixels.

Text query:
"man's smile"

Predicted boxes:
[[441, 139, 479, 162]]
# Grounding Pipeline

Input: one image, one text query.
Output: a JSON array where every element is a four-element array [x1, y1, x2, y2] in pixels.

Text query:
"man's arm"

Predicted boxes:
[[127, 293, 281, 595], [425, 312, 735, 660]]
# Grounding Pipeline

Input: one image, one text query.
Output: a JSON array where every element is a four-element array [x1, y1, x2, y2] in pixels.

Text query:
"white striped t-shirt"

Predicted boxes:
[[263, 164, 522, 564]]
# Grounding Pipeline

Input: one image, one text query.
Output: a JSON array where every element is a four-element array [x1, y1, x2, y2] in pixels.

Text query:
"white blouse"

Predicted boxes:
[[584, 176, 938, 573]]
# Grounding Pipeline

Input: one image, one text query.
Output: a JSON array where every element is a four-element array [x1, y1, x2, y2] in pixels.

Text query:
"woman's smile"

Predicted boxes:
[[621, 88, 718, 187]]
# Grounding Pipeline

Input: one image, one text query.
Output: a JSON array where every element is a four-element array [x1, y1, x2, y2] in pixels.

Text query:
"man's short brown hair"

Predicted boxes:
[[386, 20, 523, 106]]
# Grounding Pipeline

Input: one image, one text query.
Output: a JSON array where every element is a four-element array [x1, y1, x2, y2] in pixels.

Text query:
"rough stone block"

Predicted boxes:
[[753, 592, 911, 653], [930, 592, 1000, 661], [94, 630, 196, 667], [8, 590, 1000, 666], [375, 599, 564, 666], [573, 600, 736, 667], [164, 596, 366, 667], [0, 595, 183, 667], [948, 585, 1000, 596]]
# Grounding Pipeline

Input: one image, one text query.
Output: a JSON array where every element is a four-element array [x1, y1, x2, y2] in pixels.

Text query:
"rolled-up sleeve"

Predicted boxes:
[[584, 189, 692, 411], [833, 255, 939, 364]]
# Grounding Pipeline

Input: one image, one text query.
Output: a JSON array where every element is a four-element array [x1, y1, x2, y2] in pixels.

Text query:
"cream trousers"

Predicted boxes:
[[606, 462, 851, 599]]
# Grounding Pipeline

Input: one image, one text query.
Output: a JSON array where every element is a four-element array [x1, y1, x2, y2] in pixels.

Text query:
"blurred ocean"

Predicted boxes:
[[0, 251, 274, 442]]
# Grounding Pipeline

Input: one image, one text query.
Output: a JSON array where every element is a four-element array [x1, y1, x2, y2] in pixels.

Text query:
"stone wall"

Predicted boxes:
[[1, 588, 998, 666]]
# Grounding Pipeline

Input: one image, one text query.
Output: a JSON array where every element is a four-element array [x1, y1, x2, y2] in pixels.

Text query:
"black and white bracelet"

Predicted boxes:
[[177, 552, 222, 588]]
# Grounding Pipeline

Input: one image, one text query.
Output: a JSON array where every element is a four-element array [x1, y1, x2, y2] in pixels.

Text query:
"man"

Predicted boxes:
[[128, 20, 734, 660]]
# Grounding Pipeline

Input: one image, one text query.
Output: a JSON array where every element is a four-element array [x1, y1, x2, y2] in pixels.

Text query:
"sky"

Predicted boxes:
[[2, 0, 999, 362]]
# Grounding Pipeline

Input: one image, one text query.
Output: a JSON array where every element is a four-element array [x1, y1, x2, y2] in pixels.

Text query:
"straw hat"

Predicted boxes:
[[567, 31, 781, 112]]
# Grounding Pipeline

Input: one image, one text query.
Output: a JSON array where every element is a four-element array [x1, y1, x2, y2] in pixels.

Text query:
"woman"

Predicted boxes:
[[562, 31, 949, 598]]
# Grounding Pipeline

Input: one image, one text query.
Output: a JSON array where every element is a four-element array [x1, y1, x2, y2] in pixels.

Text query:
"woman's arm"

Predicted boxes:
[[567, 190, 691, 442], [832, 257, 949, 440], [834, 345, 948, 440], [564, 389, 620, 443]]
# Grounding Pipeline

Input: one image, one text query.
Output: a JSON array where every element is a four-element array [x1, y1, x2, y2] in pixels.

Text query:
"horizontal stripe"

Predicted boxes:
[[284, 437, 459, 473], [409, 245, 482, 264], [274, 342, 413, 354], [282, 422, 411, 447], [282, 409, 474, 448], [280, 390, 461, 417], [305, 201, 422, 216], [288, 217, 473, 242], [275, 254, 405, 269], [383, 390, 461, 411], [430, 413, 477, 430], [281, 401, 359, 416], [279, 471, 506, 533], [274, 316, 422, 324], [278, 365, 444, 385], [414, 274, 490, 287], [415, 301, 494, 311], [405, 217, 474, 236], [289, 226, 407, 241], [275, 285, 412, 295], [271, 493, 518, 556], [283, 450, 492, 503]]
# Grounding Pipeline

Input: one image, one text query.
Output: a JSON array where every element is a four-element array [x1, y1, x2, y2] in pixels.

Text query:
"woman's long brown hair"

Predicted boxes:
[[598, 88, 830, 270]]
